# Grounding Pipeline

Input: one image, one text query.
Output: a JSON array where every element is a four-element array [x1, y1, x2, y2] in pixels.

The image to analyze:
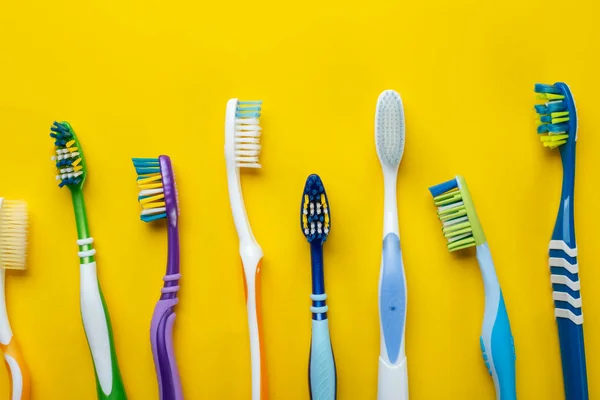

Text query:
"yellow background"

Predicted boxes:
[[0, 0, 600, 398]]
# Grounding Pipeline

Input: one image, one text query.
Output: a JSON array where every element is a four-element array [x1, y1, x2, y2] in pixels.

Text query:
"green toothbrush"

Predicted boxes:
[[50, 121, 127, 399]]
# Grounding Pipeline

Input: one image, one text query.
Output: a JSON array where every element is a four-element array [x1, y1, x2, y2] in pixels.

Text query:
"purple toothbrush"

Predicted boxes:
[[133, 156, 182, 400]]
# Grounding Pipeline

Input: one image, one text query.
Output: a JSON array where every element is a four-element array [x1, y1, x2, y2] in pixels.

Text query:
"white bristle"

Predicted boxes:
[[141, 207, 167, 215], [375, 90, 405, 167], [139, 188, 164, 196], [235, 113, 262, 168], [0, 200, 28, 270], [448, 232, 471, 243], [438, 201, 464, 213], [317, 203, 322, 215], [443, 216, 468, 227], [310, 203, 315, 216]]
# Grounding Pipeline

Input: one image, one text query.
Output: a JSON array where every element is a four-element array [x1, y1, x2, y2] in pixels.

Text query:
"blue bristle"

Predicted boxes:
[[235, 111, 261, 118], [537, 125, 549, 134], [534, 104, 548, 114], [135, 167, 161, 174], [540, 115, 552, 123], [547, 101, 567, 113], [535, 83, 561, 94], [548, 123, 569, 133], [428, 179, 458, 197], [141, 213, 167, 222], [236, 100, 262, 118]]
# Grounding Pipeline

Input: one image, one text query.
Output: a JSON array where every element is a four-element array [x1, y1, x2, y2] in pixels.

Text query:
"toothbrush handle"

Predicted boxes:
[[1, 337, 30, 400], [549, 239, 588, 399], [150, 274, 183, 400], [477, 244, 516, 400], [377, 356, 408, 400], [309, 298, 336, 400], [243, 259, 268, 400], [79, 259, 127, 400], [377, 233, 408, 400]]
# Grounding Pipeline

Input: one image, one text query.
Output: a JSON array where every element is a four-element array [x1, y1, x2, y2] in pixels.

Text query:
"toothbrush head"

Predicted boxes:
[[534, 82, 577, 149], [132, 156, 179, 224], [0, 199, 28, 270], [224, 99, 263, 169], [429, 176, 485, 251], [300, 174, 330, 244], [50, 121, 86, 189], [375, 90, 405, 169]]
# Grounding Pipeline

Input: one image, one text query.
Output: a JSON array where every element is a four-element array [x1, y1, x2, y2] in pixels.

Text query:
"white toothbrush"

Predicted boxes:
[[375, 90, 408, 400]]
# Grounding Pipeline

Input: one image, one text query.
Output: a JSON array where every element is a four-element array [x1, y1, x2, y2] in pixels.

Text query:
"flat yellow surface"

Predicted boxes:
[[1, 0, 600, 399]]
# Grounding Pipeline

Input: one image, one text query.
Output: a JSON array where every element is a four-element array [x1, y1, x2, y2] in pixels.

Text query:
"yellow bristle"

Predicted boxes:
[[142, 202, 166, 209], [71, 158, 82, 167], [0, 200, 28, 270], [66, 140, 76, 148], [137, 174, 162, 185], [139, 194, 164, 205], [139, 182, 163, 190]]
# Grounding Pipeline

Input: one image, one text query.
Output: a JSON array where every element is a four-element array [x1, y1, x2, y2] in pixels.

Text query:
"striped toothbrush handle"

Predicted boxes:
[[549, 239, 588, 399], [150, 273, 183, 400]]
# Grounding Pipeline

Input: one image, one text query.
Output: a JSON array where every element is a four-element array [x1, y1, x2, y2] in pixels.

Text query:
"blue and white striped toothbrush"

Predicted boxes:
[[300, 174, 336, 400], [534, 82, 588, 399], [375, 90, 408, 400]]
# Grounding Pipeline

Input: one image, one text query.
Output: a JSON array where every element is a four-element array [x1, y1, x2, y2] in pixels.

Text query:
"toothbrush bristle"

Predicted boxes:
[[50, 121, 85, 188], [300, 174, 330, 243], [132, 158, 167, 222], [235, 100, 263, 169], [0, 200, 28, 270], [429, 179, 476, 252], [375, 90, 405, 167], [534, 83, 575, 149]]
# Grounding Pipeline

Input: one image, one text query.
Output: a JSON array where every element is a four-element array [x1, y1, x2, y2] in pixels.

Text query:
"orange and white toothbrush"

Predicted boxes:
[[0, 199, 30, 400], [224, 98, 268, 400]]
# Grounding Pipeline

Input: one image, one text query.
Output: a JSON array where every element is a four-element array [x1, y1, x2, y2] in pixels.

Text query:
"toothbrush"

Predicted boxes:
[[534, 83, 588, 399], [50, 121, 127, 400], [224, 99, 267, 400], [132, 156, 182, 400], [374, 90, 409, 400], [429, 176, 516, 400], [0, 199, 30, 400], [300, 174, 336, 400]]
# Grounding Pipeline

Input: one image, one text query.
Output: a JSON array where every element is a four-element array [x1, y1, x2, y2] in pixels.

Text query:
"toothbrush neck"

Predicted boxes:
[[226, 166, 258, 247], [310, 241, 325, 295], [164, 220, 180, 288], [383, 171, 399, 236]]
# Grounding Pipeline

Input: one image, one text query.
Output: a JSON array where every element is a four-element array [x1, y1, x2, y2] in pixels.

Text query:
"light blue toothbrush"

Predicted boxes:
[[429, 176, 516, 400]]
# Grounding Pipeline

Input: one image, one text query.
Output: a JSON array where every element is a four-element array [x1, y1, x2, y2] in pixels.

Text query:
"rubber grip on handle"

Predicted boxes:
[[309, 319, 336, 400], [1, 337, 30, 400], [151, 298, 183, 400], [377, 356, 408, 400]]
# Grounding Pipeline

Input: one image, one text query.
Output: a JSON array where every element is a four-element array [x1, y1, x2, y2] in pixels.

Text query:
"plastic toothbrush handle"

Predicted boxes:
[[377, 233, 408, 400], [243, 258, 268, 400], [549, 239, 588, 399], [1, 337, 30, 400], [309, 297, 336, 400], [476, 243, 516, 400], [150, 274, 183, 400], [78, 240, 127, 400], [377, 356, 408, 400]]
